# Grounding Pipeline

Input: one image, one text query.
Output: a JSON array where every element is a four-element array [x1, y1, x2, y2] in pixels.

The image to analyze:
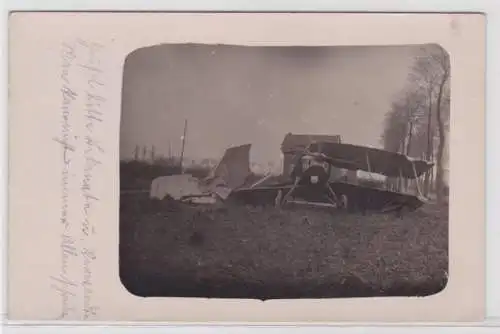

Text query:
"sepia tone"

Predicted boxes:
[[119, 43, 450, 299], [6, 12, 484, 322]]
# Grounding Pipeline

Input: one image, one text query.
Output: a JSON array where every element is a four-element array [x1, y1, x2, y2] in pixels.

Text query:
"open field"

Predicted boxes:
[[119, 193, 448, 299]]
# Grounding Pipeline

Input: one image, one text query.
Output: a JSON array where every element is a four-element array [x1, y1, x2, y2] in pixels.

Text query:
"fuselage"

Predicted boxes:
[[297, 154, 331, 187]]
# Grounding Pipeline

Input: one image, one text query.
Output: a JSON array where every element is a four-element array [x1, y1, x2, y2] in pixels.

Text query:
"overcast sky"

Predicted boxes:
[[120, 43, 422, 166]]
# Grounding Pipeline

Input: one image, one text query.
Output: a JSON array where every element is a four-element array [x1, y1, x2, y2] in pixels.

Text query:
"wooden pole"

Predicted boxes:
[[179, 119, 188, 172], [365, 153, 372, 173]]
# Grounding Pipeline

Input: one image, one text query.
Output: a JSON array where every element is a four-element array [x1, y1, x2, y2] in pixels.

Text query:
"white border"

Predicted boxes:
[[2, 0, 499, 332]]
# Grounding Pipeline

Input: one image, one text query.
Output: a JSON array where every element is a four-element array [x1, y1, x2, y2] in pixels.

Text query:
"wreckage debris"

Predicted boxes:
[[148, 140, 434, 215]]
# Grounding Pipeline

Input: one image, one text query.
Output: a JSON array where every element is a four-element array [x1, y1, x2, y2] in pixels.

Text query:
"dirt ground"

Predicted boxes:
[[119, 193, 448, 299]]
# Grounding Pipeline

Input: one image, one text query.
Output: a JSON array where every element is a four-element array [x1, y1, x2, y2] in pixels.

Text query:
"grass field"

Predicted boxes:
[[119, 193, 448, 299]]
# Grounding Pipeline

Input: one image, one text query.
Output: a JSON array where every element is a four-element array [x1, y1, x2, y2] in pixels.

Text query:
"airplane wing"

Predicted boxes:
[[230, 181, 426, 213], [206, 144, 252, 189], [307, 142, 434, 179], [199, 144, 253, 199], [228, 182, 299, 205]]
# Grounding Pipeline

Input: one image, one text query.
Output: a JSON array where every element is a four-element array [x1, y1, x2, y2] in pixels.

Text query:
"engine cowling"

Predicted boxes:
[[298, 155, 331, 186]]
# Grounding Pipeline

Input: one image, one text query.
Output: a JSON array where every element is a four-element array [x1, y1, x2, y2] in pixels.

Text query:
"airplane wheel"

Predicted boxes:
[[396, 205, 409, 219], [340, 194, 348, 210]]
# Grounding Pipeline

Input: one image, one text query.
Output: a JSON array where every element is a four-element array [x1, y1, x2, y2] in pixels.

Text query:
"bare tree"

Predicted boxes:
[[381, 45, 450, 200], [381, 100, 408, 154], [409, 45, 450, 202], [382, 90, 427, 153], [401, 90, 427, 191], [405, 90, 427, 154], [384, 45, 451, 199], [381, 89, 426, 192]]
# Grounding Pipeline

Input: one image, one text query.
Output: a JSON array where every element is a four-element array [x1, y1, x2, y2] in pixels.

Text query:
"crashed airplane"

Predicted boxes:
[[150, 141, 434, 214]]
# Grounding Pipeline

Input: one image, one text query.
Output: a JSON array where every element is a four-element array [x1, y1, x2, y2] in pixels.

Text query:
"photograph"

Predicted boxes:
[[7, 11, 486, 322], [119, 42, 450, 300]]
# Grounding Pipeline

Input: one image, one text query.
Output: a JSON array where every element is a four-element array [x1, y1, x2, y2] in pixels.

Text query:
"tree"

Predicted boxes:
[[409, 45, 450, 202], [405, 90, 427, 154], [381, 90, 426, 192], [382, 90, 427, 156], [381, 45, 451, 199], [381, 100, 408, 154]]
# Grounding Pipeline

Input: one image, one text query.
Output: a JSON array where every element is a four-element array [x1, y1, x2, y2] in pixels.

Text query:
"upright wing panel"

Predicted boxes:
[[205, 144, 252, 191]]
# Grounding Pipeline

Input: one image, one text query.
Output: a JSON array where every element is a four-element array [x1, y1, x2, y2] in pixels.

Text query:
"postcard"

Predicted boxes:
[[7, 12, 485, 322]]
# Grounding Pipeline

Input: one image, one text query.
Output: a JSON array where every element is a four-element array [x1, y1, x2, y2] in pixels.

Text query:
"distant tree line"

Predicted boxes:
[[381, 44, 450, 202], [129, 144, 219, 168], [121, 145, 213, 190]]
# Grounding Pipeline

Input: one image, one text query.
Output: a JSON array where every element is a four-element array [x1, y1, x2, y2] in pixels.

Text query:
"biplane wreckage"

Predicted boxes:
[[150, 141, 434, 215]]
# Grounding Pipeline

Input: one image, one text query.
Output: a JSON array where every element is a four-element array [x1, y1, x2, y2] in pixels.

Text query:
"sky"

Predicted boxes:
[[120, 43, 422, 168]]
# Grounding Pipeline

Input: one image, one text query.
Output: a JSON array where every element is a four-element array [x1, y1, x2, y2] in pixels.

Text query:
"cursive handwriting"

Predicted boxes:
[[50, 234, 78, 319], [82, 248, 99, 320], [79, 38, 105, 238], [78, 38, 105, 320], [51, 38, 106, 320], [52, 41, 80, 319], [54, 43, 79, 229]]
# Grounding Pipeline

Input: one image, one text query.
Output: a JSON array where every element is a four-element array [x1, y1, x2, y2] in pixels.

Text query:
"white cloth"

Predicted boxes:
[[149, 144, 252, 202], [150, 174, 206, 200]]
